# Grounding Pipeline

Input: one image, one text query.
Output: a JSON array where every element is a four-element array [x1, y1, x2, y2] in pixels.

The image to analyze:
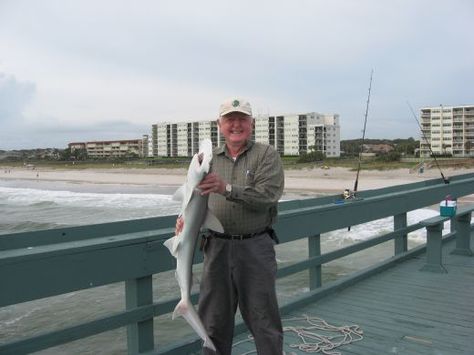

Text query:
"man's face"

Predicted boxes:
[[218, 112, 253, 146]]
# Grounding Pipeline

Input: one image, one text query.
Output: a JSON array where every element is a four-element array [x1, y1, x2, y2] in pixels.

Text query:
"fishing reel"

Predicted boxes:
[[342, 189, 355, 200]]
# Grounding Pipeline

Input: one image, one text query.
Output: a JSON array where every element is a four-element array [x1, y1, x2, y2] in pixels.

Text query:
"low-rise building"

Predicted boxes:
[[68, 139, 144, 158]]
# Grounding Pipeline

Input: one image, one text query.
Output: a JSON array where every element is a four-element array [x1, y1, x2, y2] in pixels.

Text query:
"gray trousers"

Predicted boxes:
[[198, 232, 283, 355]]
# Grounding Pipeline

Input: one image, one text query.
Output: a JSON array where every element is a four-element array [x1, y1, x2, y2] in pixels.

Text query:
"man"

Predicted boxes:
[[176, 98, 284, 354]]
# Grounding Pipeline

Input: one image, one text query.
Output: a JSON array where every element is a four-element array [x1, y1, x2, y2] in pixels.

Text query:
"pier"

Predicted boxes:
[[1, 173, 474, 354]]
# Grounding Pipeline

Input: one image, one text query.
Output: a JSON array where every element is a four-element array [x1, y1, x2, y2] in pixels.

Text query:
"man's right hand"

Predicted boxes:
[[198, 172, 226, 196], [175, 216, 184, 236]]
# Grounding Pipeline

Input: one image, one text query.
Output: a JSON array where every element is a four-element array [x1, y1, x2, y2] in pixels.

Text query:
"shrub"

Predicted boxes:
[[298, 150, 325, 163]]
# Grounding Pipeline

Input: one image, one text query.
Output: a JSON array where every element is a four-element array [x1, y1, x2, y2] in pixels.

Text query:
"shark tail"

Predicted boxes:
[[172, 300, 216, 351]]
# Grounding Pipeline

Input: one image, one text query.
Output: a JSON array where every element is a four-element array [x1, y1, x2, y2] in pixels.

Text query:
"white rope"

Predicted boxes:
[[232, 335, 256, 355], [232, 314, 363, 355]]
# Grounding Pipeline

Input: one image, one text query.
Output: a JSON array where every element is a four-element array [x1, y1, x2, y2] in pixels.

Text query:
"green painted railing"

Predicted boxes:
[[1, 173, 474, 354]]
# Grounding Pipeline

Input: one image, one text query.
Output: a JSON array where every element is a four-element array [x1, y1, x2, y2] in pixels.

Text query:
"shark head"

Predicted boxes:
[[187, 139, 213, 187]]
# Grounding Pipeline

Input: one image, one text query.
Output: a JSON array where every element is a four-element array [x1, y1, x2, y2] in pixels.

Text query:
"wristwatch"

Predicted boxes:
[[224, 183, 232, 197]]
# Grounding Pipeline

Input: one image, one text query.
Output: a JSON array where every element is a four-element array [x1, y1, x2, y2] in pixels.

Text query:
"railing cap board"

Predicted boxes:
[[0, 228, 174, 266], [0, 215, 178, 251], [421, 215, 450, 227], [275, 176, 474, 238], [455, 205, 474, 216]]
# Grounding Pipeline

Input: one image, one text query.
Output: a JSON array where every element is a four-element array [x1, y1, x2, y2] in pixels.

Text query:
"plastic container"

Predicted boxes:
[[440, 195, 457, 217]]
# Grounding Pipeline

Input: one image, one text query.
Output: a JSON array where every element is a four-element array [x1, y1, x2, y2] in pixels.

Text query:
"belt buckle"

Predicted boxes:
[[231, 234, 243, 240]]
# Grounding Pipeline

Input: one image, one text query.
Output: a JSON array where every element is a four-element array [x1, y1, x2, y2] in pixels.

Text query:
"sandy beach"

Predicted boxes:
[[2, 165, 474, 196]]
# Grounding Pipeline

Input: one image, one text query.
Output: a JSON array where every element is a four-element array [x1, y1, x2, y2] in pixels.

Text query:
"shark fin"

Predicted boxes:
[[173, 299, 217, 351], [172, 299, 188, 320], [163, 236, 181, 257], [203, 337, 216, 351], [172, 184, 186, 202], [202, 210, 224, 233], [176, 184, 195, 215]]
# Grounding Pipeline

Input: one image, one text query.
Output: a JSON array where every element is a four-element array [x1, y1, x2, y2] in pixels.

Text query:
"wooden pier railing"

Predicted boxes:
[[1, 173, 473, 354]]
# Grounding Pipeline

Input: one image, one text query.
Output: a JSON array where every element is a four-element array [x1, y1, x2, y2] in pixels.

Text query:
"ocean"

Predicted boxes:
[[0, 179, 181, 234], [0, 178, 449, 354]]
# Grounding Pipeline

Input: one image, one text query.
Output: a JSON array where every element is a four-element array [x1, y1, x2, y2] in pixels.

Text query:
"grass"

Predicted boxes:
[[1, 157, 472, 171], [281, 157, 416, 171], [0, 160, 189, 170]]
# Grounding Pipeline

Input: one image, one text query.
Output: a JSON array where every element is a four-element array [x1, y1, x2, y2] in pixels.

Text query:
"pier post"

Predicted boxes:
[[126, 276, 154, 354], [308, 234, 321, 290], [451, 211, 473, 256], [420, 220, 447, 273], [394, 213, 408, 255]]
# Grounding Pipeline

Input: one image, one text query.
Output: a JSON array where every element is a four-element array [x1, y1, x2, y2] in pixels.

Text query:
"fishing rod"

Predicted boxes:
[[346, 69, 373, 232], [407, 102, 449, 184], [353, 69, 374, 194]]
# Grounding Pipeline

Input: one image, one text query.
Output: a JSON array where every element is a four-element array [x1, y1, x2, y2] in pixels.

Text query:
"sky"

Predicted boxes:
[[0, 0, 473, 150]]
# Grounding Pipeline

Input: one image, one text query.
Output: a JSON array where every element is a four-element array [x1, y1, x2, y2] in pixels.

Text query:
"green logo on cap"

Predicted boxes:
[[232, 100, 240, 107]]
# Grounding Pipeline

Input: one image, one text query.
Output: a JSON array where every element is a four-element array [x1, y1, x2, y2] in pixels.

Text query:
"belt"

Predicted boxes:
[[208, 229, 268, 240]]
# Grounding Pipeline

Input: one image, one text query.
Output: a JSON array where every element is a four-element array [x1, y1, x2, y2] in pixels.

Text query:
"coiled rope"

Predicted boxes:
[[232, 314, 363, 355]]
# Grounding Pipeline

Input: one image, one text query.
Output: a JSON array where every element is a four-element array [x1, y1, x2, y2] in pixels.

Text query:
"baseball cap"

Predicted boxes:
[[219, 98, 252, 117]]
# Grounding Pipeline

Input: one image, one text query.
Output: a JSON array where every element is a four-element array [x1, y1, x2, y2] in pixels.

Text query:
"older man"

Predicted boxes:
[[194, 98, 284, 354]]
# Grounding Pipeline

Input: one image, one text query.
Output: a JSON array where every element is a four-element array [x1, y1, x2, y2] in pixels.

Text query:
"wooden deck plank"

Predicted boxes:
[[334, 280, 474, 315], [292, 303, 470, 355], [315, 299, 473, 349], [231, 233, 474, 354], [347, 284, 474, 320]]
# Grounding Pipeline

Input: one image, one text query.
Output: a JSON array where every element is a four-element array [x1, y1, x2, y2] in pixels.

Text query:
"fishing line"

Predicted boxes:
[[353, 69, 374, 195], [406, 102, 449, 184], [347, 69, 373, 231]]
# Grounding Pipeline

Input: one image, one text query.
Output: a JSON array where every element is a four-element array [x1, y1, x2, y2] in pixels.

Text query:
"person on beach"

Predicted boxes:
[[175, 97, 284, 354]]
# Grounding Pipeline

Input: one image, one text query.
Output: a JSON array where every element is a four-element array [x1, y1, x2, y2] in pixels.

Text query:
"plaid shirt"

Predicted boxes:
[[208, 140, 284, 235]]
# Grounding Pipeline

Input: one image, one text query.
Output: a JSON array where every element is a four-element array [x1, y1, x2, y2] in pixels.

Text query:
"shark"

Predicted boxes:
[[164, 138, 223, 352]]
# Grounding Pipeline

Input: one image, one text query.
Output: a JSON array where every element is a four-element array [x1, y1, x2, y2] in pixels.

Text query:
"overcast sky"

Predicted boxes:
[[1, 0, 473, 149]]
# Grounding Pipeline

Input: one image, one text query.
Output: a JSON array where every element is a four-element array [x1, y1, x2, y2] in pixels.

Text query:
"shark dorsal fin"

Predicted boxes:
[[173, 183, 195, 214], [202, 210, 224, 233], [172, 184, 186, 202]]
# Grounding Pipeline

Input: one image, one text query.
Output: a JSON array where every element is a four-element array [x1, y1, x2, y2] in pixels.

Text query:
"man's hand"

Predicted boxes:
[[175, 216, 184, 236], [198, 172, 226, 195]]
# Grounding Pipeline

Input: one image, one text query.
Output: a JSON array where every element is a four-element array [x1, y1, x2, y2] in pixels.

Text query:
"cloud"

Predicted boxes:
[[0, 73, 36, 123], [0, 73, 41, 149], [0, 0, 473, 148]]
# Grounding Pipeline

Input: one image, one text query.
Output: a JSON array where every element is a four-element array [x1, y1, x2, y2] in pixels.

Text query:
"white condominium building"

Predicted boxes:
[[152, 121, 220, 157], [150, 112, 340, 158], [420, 105, 474, 157], [141, 135, 154, 158], [254, 113, 340, 157]]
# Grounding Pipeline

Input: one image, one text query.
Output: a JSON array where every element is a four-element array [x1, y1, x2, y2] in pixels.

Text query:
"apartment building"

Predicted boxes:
[[152, 121, 220, 157], [255, 113, 340, 157], [68, 139, 143, 158], [68, 142, 86, 151], [150, 112, 340, 157], [142, 135, 153, 158], [420, 105, 474, 157]]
